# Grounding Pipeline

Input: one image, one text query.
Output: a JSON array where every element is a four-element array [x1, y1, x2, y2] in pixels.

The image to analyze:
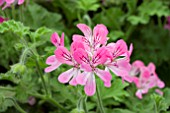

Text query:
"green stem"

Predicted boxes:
[[35, 59, 48, 96], [154, 99, 158, 113], [125, 25, 136, 41], [158, 17, 162, 28], [96, 85, 105, 113], [11, 4, 16, 19], [47, 97, 68, 112], [5, 97, 27, 113], [83, 95, 88, 113], [0, 86, 15, 91], [29, 93, 67, 112]]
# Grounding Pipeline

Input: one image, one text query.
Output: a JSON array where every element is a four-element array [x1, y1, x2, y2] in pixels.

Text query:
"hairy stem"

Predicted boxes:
[[83, 95, 88, 113], [96, 85, 105, 113], [35, 59, 48, 96], [29, 93, 67, 112], [5, 97, 27, 113]]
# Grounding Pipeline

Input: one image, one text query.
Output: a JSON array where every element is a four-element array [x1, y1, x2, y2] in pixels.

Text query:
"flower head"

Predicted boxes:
[[130, 61, 165, 99]]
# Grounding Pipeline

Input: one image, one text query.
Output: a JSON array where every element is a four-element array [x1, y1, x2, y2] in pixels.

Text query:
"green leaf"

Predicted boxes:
[[126, 0, 137, 15], [138, 0, 170, 17], [93, 7, 125, 30], [127, 15, 150, 25], [101, 78, 129, 101], [70, 108, 85, 113], [24, 3, 63, 30], [77, 0, 100, 12], [0, 20, 30, 37], [0, 91, 15, 112], [108, 30, 125, 41], [151, 94, 169, 112]]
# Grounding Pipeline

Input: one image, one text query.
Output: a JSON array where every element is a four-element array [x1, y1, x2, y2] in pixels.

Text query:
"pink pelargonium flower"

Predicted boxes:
[[73, 47, 112, 96], [55, 41, 85, 86], [0, 0, 24, 10], [104, 39, 133, 82], [73, 24, 108, 52], [131, 61, 165, 99], [44, 32, 64, 73]]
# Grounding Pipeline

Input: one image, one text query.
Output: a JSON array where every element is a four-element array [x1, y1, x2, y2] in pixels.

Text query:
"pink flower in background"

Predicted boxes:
[[0, 16, 8, 23], [130, 61, 165, 99], [0, 0, 25, 10], [164, 16, 170, 30], [104, 39, 133, 82]]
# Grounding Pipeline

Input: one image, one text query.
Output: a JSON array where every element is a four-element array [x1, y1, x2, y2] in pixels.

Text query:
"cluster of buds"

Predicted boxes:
[[45, 24, 164, 98], [0, 0, 24, 10]]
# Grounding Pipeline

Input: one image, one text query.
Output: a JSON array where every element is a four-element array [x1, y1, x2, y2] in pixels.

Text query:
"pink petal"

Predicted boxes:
[[93, 24, 108, 45], [18, 0, 24, 5], [72, 35, 90, 50], [70, 41, 85, 53], [157, 80, 165, 88], [155, 89, 163, 96], [58, 68, 75, 83], [133, 77, 140, 88], [0, 16, 6, 23], [2, 3, 10, 10], [51, 32, 61, 47], [81, 63, 92, 72], [92, 47, 108, 66], [107, 59, 131, 77], [128, 43, 133, 57], [95, 68, 112, 87], [44, 63, 61, 73], [140, 67, 150, 79], [5, 0, 14, 4], [84, 73, 96, 96], [73, 48, 89, 65], [46, 55, 56, 65], [55, 46, 73, 65], [147, 62, 155, 72], [60, 33, 65, 46], [76, 72, 90, 85], [72, 34, 84, 42], [45, 55, 61, 73], [112, 39, 128, 58], [0, 0, 4, 6], [136, 90, 143, 99], [69, 69, 80, 86], [132, 60, 144, 69], [77, 24, 92, 38]]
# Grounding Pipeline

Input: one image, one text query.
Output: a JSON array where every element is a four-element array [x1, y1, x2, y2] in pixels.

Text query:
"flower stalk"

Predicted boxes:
[[5, 97, 27, 113], [35, 59, 48, 96], [96, 85, 105, 113]]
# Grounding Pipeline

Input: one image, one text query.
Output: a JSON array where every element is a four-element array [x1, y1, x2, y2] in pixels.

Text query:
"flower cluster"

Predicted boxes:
[[0, 0, 24, 10], [128, 60, 165, 99], [45, 24, 164, 98]]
